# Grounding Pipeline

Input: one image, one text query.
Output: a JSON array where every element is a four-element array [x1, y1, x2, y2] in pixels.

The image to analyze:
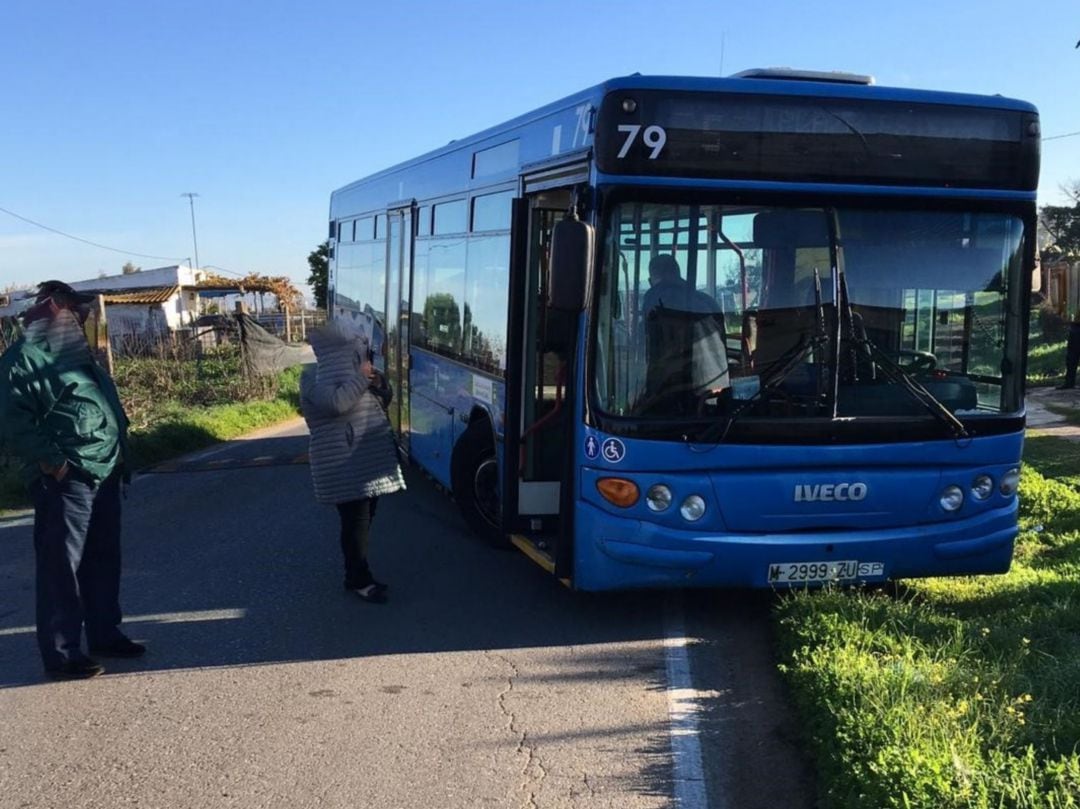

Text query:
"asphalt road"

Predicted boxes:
[[0, 420, 812, 809]]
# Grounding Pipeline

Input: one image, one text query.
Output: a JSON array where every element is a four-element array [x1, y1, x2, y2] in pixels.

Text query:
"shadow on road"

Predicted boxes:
[[0, 433, 775, 686], [0, 428, 816, 808]]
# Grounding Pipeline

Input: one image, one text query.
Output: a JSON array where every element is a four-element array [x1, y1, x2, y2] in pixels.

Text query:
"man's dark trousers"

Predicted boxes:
[[31, 469, 124, 669], [1065, 322, 1080, 388]]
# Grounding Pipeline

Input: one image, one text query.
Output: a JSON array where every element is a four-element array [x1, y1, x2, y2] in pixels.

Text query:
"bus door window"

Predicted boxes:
[[522, 205, 570, 483], [384, 209, 411, 442]]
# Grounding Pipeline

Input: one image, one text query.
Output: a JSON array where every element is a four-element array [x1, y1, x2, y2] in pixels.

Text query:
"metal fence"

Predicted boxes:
[[251, 309, 327, 342]]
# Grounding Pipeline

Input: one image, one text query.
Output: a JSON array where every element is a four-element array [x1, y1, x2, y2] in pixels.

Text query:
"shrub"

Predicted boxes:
[[1037, 302, 1068, 343]]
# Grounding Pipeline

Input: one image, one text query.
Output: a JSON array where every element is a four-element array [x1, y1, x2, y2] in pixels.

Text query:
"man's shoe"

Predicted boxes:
[[45, 657, 104, 680], [89, 637, 146, 658]]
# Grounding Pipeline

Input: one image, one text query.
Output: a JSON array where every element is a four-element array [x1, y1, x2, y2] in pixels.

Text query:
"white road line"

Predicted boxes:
[[0, 608, 246, 637], [663, 593, 713, 809]]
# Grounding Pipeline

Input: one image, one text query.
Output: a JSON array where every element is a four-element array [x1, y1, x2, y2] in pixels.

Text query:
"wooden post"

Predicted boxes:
[[284, 303, 292, 342], [89, 294, 114, 375]]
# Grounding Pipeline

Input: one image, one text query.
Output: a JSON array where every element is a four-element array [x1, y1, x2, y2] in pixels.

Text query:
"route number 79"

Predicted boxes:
[[616, 124, 667, 159]]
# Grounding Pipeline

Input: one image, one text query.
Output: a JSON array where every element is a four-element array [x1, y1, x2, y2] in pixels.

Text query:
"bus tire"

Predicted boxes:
[[451, 420, 507, 547]]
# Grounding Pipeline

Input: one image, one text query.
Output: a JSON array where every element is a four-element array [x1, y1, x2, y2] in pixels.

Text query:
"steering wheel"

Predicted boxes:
[[897, 349, 937, 375]]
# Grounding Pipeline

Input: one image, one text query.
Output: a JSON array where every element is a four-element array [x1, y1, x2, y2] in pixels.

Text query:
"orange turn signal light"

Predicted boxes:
[[596, 477, 640, 508]]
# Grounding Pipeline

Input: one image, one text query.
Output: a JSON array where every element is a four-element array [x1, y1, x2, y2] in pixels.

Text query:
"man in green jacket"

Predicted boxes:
[[0, 281, 144, 679]]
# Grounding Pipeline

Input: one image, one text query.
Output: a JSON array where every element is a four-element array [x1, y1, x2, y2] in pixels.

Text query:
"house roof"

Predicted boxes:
[[81, 279, 276, 305], [99, 286, 179, 304], [194, 280, 278, 294]]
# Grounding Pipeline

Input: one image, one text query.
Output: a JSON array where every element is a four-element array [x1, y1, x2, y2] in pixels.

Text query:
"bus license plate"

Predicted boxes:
[[767, 560, 883, 584]]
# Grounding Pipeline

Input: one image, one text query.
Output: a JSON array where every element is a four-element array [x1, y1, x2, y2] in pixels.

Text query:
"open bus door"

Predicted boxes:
[[383, 205, 412, 453], [502, 161, 590, 583]]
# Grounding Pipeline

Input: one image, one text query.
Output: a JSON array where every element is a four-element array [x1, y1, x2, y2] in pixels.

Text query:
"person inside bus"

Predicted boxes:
[[301, 320, 405, 603], [639, 254, 729, 414], [642, 254, 718, 317]]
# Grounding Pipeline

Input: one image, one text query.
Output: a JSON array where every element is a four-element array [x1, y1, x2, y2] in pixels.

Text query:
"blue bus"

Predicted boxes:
[[328, 70, 1040, 590]]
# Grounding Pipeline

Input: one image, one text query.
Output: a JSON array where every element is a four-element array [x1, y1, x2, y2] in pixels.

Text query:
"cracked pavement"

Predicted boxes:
[[0, 420, 811, 809]]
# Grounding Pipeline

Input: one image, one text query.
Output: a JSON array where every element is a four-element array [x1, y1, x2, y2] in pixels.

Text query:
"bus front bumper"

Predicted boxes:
[[572, 500, 1018, 591]]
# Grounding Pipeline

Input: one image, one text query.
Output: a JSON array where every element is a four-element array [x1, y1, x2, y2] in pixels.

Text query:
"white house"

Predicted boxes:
[[68, 265, 208, 338], [0, 289, 35, 319], [3, 266, 285, 348]]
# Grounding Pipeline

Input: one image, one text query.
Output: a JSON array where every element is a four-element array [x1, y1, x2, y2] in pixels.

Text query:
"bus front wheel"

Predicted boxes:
[[451, 420, 507, 547]]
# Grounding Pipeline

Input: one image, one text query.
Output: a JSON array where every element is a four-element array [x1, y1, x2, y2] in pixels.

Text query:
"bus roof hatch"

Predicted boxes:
[[732, 67, 875, 85]]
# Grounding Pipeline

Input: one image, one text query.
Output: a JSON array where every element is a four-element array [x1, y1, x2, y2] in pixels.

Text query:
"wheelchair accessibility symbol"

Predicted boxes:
[[601, 438, 626, 464]]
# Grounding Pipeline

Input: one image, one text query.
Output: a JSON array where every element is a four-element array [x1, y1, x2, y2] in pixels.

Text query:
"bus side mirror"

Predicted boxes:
[[548, 219, 594, 312]]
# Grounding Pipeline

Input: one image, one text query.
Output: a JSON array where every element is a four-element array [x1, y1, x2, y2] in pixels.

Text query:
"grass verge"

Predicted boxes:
[[126, 365, 302, 468], [775, 435, 1080, 807], [1027, 339, 1068, 387], [1, 365, 302, 513]]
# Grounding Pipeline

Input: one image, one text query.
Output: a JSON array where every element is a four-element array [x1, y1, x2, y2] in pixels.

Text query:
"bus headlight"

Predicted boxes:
[[971, 475, 994, 501], [1000, 468, 1020, 497], [646, 484, 673, 512], [680, 495, 707, 522], [940, 485, 964, 512]]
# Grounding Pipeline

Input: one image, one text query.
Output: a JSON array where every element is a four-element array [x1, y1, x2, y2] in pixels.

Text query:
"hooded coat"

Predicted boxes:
[[300, 321, 405, 504]]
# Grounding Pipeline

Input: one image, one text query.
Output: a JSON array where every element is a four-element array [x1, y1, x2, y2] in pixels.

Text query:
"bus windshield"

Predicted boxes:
[[593, 200, 1027, 431]]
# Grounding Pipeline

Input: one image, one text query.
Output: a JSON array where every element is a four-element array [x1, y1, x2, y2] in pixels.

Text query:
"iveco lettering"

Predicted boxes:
[[794, 484, 869, 503], [328, 69, 1037, 589]]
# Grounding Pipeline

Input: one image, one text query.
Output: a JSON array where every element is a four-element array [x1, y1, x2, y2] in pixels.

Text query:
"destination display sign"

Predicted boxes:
[[595, 90, 1039, 191]]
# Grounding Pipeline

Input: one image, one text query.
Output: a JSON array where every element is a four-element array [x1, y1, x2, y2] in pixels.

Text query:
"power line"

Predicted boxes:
[[0, 204, 186, 262], [202, 264, 246, 278], [1045, 130, 1080, 142]]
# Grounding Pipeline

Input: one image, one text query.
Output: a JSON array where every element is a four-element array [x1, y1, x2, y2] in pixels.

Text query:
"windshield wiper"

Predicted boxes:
[[700, 269, 829, 443], [837, 273, 968, 439]]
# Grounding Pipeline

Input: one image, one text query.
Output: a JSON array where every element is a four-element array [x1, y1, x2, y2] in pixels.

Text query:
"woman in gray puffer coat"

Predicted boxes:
[[301, 320, 405, 603]]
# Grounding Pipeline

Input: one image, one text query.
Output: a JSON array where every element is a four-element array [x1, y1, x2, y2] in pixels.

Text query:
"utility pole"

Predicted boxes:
[[181, 192, 200, 270]]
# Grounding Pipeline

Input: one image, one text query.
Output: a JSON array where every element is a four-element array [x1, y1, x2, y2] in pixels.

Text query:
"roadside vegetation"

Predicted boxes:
[[0, 346, 303, 512], [775, 434, 1080, 808], [770, 213, 1080, 802], [1027, 337, 1068, 387], [118, 349, 302, 469]]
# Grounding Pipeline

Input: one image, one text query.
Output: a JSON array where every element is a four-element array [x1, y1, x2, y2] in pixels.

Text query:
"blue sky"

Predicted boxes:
[[1, 0, 1077, 297]]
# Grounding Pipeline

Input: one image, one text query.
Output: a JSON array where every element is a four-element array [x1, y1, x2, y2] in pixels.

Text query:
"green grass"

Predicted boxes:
[[775, 438, 1080, 808], [126, 365, 301, 468], [1024, 436, 1080, 489], [1028, 339, 1069, 387]]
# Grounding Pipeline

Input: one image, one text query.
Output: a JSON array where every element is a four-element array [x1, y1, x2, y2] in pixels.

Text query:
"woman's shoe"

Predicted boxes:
[[343, 578, 388, 592], [349, 582, 388, 604]]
